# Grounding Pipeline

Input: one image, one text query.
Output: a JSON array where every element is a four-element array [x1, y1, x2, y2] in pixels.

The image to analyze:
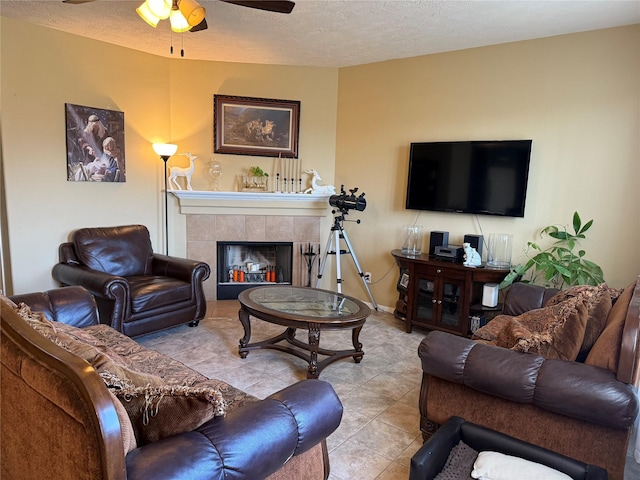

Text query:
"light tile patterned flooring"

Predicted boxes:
[[136, 300, 640, 480]]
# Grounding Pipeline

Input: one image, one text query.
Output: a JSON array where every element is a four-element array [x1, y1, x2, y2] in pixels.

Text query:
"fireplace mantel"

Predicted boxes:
[[170, 190, 331, 216]]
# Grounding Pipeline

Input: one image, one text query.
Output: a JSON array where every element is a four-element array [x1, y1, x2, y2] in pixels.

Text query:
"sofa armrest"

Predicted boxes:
[[52, 263, 130, 300], [419, 331, 639, 429], [125, 380, 343, 480], [52, 263, 130, 331], [10, 286, 100, 328], [151, 254, 211, 284]]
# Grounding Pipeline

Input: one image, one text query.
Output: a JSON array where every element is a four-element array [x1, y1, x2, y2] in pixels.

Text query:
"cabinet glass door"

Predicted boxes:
[[438, 280, 463, 329], [416, 278, 435, 322]]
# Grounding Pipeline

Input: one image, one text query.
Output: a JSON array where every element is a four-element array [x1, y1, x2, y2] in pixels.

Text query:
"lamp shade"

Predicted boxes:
[[178, 0, 206, 27], [136, 1, 161, 27], [147, 0, 172, 19], [153, 143, 178, 157], [169, 8, 192, 32]]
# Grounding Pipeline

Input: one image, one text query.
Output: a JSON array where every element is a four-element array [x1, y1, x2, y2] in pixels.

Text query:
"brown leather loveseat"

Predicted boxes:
[[418, 278, 640, 479], [52, 224, 210, 336]]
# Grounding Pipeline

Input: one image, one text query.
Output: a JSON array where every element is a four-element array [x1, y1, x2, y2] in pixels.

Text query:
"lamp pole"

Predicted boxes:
[[161, 156, 170, 255], [152, 143, 178, 256]]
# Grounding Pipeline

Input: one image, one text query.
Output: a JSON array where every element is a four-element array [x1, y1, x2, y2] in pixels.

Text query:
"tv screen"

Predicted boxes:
[[405, 140, 532, 217]]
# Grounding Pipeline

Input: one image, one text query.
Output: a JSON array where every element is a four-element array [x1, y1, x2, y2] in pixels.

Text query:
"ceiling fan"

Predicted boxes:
[[62, 0, 295, 33]]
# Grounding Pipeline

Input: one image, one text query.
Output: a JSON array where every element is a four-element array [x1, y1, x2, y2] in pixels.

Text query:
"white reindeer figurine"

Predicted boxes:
[[168, 152, 197, 191], [304, 169, 336, 195]]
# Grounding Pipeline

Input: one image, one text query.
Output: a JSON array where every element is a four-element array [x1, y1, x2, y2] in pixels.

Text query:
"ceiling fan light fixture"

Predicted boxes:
[[147, 0, 172, 19], [178, 0, 206, 27], [169, 7, 192, 33], [136, 1, 161, 27]]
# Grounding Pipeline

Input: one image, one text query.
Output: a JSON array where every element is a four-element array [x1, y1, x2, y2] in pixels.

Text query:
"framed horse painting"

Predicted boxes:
[[214, 95, 300, 158]]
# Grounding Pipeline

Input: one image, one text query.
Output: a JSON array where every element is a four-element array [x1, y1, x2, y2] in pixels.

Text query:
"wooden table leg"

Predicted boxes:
[[352, 325, 364, 363], [238, 306, 252, 358], [307, 322, 321, 379]]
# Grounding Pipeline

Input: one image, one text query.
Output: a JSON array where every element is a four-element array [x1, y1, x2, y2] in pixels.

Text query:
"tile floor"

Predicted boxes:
[[136, 300, 640, 480]]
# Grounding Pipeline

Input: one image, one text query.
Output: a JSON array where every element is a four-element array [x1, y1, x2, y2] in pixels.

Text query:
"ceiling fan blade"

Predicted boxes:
[[189, 18, 208, 32], [62, 0, 97, 4], [221, 0, 295, 14]]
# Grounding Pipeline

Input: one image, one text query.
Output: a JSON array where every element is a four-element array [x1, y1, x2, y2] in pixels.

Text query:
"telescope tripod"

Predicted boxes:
[[317, 211, 379, 311]]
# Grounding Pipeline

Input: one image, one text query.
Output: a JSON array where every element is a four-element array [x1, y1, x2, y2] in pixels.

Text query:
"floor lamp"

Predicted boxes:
[[152, 143, 178, 255]]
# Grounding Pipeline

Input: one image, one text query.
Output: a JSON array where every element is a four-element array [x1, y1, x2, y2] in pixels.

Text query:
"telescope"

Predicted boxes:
[[329, 185, 366, 213]]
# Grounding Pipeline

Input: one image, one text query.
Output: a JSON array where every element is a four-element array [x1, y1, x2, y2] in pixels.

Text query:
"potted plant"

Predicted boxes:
[[242, 166, 269, 191], [500, 211, 605, 289]]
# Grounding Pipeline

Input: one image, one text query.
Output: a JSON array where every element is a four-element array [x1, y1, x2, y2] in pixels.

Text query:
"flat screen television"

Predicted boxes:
[[405, 140, 532, 217]]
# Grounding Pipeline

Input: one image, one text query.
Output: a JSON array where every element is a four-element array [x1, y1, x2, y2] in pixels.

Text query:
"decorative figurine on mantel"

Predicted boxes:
[[168, 152, 197, 190], [208, 156, 222, 191], [303, 169, 336, 195], [463, 242, 482, 267]]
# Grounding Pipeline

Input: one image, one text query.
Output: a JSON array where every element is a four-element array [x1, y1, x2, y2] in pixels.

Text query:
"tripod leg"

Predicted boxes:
[[340, 228, 379, 311], [316, 228, 334, 288], [335, 229, 342, 293]]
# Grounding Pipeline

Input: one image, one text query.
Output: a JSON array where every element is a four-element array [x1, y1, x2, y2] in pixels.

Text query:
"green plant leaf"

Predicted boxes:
[[572, 211, 581, 234], [249, 166, 268, 177], [549, 230, 569, 240], [506, 211, 605, 289], [579, 219, 593, 235]]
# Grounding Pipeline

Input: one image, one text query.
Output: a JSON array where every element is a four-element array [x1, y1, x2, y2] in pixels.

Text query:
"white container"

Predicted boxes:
[[486, 233, 513, 269], [401, 225, 424, 256], [482, 283, 499, 307]]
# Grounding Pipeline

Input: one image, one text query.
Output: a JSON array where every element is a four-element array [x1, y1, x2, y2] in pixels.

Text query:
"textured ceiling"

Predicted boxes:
[[2, 0, 639, 67]]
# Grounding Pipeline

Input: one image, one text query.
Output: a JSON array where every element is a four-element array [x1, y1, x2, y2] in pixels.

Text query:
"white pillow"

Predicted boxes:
[[471, 451, 573, 480]]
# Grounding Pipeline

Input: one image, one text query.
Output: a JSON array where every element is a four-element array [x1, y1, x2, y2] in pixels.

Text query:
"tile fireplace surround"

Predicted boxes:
[[176, 191, 331, 300]]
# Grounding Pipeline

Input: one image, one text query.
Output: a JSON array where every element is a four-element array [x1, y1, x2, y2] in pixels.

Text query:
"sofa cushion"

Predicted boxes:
[[434, 440, 478, 480], [11, 300, 227, 446], [127, 276, 192, 313], [73, 225, 153, 277], [503, 283, 550, 316], [585, 281, 636, 373], [84, 324, 256, 413], [545, 283, 615, 356], [13, 302, 165, 387], [471, 451, 572, 480], [471, 315, 510, 343], [103, 374, 227, 445], [495, 296, 588, 361]]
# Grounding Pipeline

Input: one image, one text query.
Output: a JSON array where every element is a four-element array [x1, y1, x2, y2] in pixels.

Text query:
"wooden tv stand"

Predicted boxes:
[[391, 249, 508, 336]]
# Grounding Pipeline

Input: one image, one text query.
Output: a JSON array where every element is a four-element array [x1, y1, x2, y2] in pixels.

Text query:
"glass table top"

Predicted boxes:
[[246, 286, 364, 318]]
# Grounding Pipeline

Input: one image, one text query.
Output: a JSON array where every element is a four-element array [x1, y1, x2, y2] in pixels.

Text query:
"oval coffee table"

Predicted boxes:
[[237, 285, 371, 379]]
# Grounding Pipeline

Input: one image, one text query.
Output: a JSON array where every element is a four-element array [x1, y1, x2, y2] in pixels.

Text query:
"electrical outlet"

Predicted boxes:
[[364, 272, 372, 283]]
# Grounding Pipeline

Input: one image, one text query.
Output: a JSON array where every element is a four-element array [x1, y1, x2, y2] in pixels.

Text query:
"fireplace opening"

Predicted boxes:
[[217, 241, 293, 299]]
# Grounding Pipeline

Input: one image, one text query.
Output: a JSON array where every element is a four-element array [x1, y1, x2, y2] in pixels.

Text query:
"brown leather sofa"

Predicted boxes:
[[52, 224, 210, 336], [2, 286, 343, 480], [418, 278, 640, 480]]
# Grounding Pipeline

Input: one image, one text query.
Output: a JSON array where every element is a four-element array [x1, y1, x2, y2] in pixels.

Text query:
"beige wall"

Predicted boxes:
[[2, 17, 638, 310], [1, 17, 338, 295], [335, 26, 640, 307]]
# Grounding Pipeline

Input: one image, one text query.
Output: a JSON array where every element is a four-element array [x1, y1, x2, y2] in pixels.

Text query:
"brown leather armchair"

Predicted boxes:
[[52, 224, 210, 337]]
